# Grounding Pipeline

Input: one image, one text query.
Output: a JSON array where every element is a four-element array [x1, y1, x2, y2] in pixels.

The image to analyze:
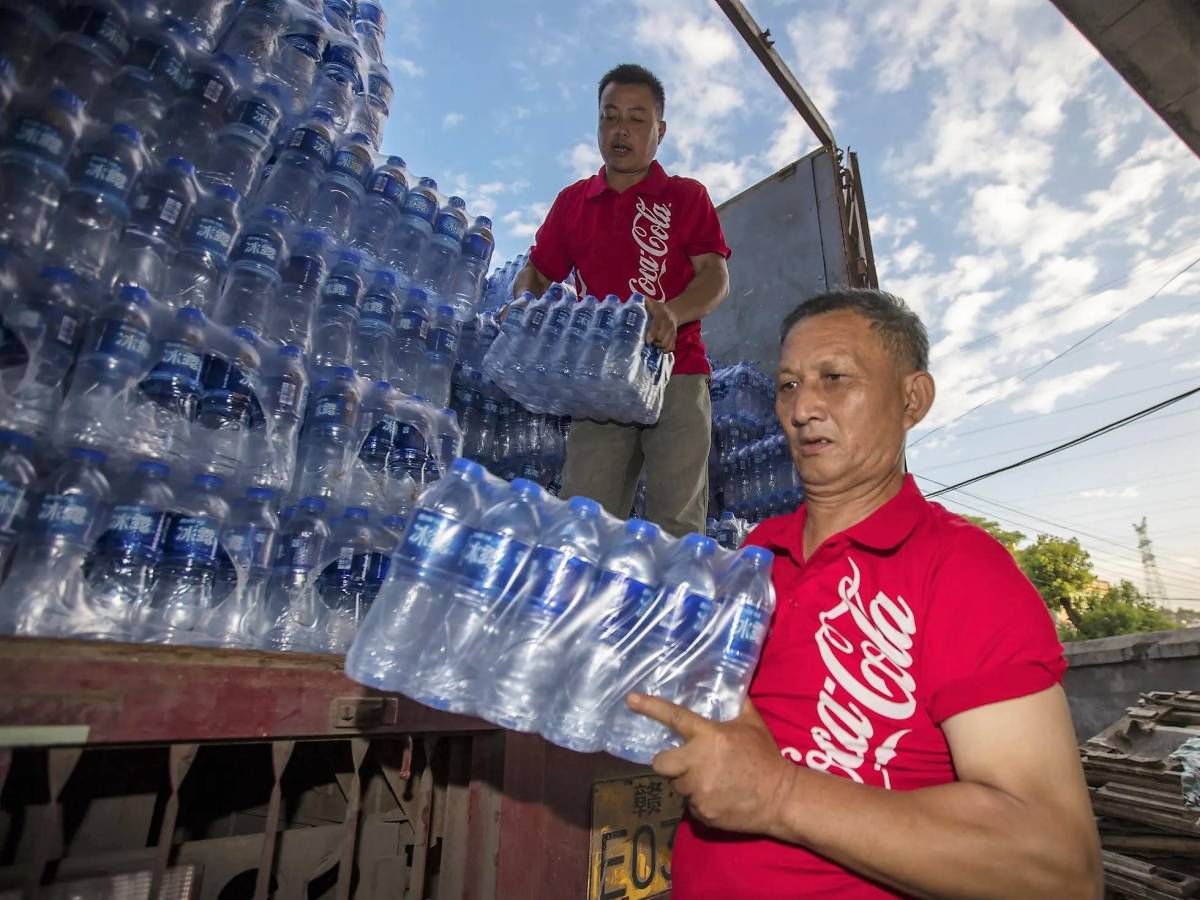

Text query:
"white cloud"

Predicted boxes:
[[387, 57, 424, 79], [563, 141, 602, 179], [783, 13, 861, 128], [501, 201, 551, 241], [1080, 487, 1140, 500], [1123, 313, 1200, 346], [442, 112, 464, 129], [1010, 363, 1121, 414]]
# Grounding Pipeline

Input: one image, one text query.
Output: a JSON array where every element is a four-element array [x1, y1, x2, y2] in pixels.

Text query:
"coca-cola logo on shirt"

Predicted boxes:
[[780, 557, 916, 789], [629, 196, 672, 300]]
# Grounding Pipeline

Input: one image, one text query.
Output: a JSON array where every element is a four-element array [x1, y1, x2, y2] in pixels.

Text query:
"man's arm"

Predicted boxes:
[[645, 252, 729, 352], [629, 687, 1102, 900], [511, 260, 552, 302]]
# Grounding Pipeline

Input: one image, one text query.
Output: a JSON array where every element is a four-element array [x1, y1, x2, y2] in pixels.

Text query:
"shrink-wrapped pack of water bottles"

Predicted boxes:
[[345, 458, 776, 762]]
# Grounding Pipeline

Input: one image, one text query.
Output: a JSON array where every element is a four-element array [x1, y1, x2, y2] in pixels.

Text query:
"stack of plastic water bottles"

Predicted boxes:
[[345, 457, 776, 763], [708, 362, 803, 526], [482, 286, 674, 426], [450, 310, 571, 490], [0, 0, 524, 653], [476, 252, 527, 316]]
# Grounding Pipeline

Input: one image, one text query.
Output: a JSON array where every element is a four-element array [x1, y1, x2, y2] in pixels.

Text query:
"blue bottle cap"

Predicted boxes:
[[50, 87, 83, 115], [136, 459, 170, 478], [178, 306, 206, 324], [332, 365, 355, 380], [261, 207, 286, 228], [386, 155, 406, 168], [71, 447, 107, 464], [406, 287, 428, 303], [511, 478, 539, 496], [311, 109, 334, 124], [232, 326, 258, 346], [349, 131, 371, 145], [372, 270, 397, 288], [261, 83, 283, 100], [567, 496, 601, 517], [625, 518, 659, 540], [166, 156, 195, 176], [742, 546, 774, 565], [439, 407, 455, 418], [435, 304, 455, 317], [213, 52, 238, 70], [373, 379, 392, 389], [450, 457, 481, 478], [111, 123, 141, 145], [681, 533, 717, 556], [195, 473, 223, 490], [40, 266, 77, 283], [473, 215, 492, 229], [720, 511, 735, 520], [215, 183, 241, 203], [383, 514, 406, 529], [299, 496, 326, 512], [447, 196, 466, 209], [338, 249, 363, 266], [247, 486, 275, 499], [279, 344, 303, 358], [344, 506, 368, 520], [418, 176, 437, 190], [0, 430, 33, 449], [117, 284, 151, 306]]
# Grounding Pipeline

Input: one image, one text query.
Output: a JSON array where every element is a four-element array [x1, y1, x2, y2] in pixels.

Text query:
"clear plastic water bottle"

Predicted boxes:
[[317, 504, 379, 651], [44, 0, 132, 105], [135, 305, 206, 465], [411, 478, 544, 712], [530, 295, 574, 403], [267, 229, 326, 353], [79, 459, 174, 639], [311, 249, 364, 374], [308, 33, 362, 130], [305, 131, 372, 243], [432, 406, 463, 479], [344, 457, 486, 690], [388, 176, 438, 280], [144, 472, 230, 642], [57, 285, 155, 456], [294, 365, 361, 502], [162, 182, 242, 314], [270, 5, 327, 121], [43, 124, 145, 288], [350, 379, 399, 512], [553, 293, 596, 384], [478, 495, 604, 731], [265, 495, 330, 651], [206, 485, 278, 646], [322, 0, 354, 35], [0, 86, 85, 259], [160, 0, 235, 51], [350, 155, 406, 263], [112, 156, 200, 298], [352, 0, 386, 64], [0, 430, 37, 581], [253, 110, 335, 224], [543, 518, 661, 752], [420, 305, 459, 409], [217, 0, 286, 83], [247, 344, 307, 491], [0, 447, 111, 636], [350, 61, 391, 149], [158, 51, 238, 166], [391, 287, 430, 395], [603, 293, 649, 388], [212, 207, 287, 336], [91, 16, 191, 151], [449, 216, 494, 319], [675, 546, 775, 723], [196, 327, 262, 479], [355, 268, 398, 382], [201, 81, 284, 196], [416, 196, 467, 295], [606, 535, 720, 762]]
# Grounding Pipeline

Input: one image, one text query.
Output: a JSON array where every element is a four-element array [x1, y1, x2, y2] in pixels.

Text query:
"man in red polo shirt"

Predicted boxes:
[[628, 289, 1102, 897], [510, 63, 730, 537]]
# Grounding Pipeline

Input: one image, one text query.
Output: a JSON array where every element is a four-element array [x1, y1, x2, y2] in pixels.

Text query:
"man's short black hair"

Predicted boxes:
[[780, 288, 930, 372], [598, 63, 665, 117]]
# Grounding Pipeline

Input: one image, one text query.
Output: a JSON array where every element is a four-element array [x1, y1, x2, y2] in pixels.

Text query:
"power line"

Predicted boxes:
[[912, 254, 1200, 448], [921, 383, 1200, 497]]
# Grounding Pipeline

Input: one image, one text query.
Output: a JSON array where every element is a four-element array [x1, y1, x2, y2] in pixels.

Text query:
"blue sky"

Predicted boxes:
[[376, 0, 1200, 604]]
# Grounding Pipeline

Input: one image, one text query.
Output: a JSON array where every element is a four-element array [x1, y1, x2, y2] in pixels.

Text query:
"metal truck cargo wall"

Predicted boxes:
[[705, 147, 850, 374]]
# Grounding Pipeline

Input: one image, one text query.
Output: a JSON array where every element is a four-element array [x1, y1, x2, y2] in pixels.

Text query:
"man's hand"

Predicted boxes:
[[627, 692, 794, 836], [644, 299, 679, 352]]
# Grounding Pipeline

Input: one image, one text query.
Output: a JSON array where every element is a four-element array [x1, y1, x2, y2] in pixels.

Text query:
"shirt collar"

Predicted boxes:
[[747, 475, 927, 562], [584, 159, 669, 200]]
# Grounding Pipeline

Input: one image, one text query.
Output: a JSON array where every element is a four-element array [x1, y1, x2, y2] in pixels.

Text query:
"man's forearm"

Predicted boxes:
[[511, 262, 550, 301], [771, 766, 1100, 900], [666, 263, 728, 325]]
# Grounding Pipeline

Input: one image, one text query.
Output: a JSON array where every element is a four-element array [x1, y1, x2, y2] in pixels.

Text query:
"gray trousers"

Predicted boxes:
[[560, 374, 711, 538]]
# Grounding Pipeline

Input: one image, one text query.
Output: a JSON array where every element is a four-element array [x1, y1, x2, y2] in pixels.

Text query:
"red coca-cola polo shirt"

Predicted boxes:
[[528, 160, 731, 376], [672, 475, 1067, 898]]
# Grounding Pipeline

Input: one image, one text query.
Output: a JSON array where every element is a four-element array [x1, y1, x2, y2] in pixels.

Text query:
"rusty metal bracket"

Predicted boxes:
[[150, 743, 198, 900], [253, 739, 295, 900], [331, 696, 399, 730]]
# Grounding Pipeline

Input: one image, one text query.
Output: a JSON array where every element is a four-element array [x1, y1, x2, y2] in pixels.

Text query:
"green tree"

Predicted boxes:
[[1015, 534, 1095, 633], [963, 516, 1025, 554], [1061, 580, 1176, 641]]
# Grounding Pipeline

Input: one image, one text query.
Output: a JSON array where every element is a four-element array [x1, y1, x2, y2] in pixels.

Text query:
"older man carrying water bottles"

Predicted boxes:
[[509, 63, 730, 538], [628, 289, 1103, 898]]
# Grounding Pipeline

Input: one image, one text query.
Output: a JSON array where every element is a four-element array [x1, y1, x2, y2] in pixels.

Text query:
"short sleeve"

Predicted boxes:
[[921, 524, 1066, 725], [528, 188, 574, 282], [682, 184, 731, 259]]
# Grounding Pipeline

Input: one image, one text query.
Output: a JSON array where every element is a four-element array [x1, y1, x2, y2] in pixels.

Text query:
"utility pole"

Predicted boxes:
[[1134, 517, 1170, 605]]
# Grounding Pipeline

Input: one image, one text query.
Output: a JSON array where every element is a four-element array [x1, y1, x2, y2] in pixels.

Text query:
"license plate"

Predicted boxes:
[[588, 774, 684, 900]]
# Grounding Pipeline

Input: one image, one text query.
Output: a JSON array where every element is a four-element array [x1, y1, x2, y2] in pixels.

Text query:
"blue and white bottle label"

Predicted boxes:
[[521, 547, 594, 617], [0, 479, 29, 533], [401, 192, 436, 222], [395, 508, 471, 576], [459, 530, 531, 603], [75, 152, 135, 199], [234, 230, 283, 268], [287, 127, 334, 165], [594, 570, 656, 644], [185, 215, 237, 257], [10, 116, 72, 167], [144, 340, 203, 390], [723, 603, 768, 667], [235, 98, 281, 139], [97, 504, 169, 560], [33, 493, 100, 542], [89, 319, 151, 368], [163, 514, 222, 563]]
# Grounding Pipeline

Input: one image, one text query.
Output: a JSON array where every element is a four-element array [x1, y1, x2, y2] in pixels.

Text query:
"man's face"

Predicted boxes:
[[597, 81, 665, 175], [776, 310, 927, 495]]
